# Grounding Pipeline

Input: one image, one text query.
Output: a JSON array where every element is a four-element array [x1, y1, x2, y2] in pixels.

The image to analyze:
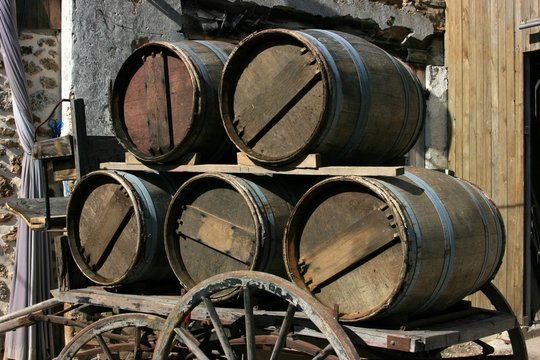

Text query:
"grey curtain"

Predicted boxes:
[[0, 0, 52, 359]]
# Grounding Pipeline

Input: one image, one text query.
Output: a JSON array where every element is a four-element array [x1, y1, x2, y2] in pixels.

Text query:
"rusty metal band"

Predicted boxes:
[[404, 172, 455, 313], [120, 172, 159, 261], [298, 31, 343, 147], [194, 40, 229, 64], [175, 42, 212, 89], [312, 29, 371, 162]]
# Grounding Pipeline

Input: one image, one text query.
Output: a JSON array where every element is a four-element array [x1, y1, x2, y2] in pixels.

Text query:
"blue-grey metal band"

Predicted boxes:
[[298, 31, 343, 147], [451, 177, 492, 293], [404, 172, 455, 313], [311, 29, 371, 161], [374, 180, 423, 316], [457, 180, 504, 280], [383, 54, 412, 160], [195, 40, 228, 64]]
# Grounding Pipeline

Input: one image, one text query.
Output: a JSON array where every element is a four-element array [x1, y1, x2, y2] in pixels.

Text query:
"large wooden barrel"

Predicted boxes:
[[67, 170, 176, 286], [111, 40, 235, 164], [220, 29, 424, 166], [164, 173, 294, 301], [284, 168, 505, 321]]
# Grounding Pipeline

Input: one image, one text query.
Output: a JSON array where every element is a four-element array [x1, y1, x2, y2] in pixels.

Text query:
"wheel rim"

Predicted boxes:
[[57, 313, 165, 359], [152, 271, 361, 360]]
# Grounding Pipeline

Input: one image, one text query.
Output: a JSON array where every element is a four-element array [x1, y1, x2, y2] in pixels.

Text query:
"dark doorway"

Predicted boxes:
[[525, 50, 540, 325]]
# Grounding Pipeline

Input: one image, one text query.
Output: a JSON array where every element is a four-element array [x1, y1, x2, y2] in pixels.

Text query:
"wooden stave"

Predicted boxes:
[[111, 40, 235, 165], [219, 28, 425, 166], [283, 168, 505, 321]]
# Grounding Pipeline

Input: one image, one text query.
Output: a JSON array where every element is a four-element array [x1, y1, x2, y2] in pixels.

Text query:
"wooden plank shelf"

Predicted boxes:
[[5, 197, 69, 231], [100, 161, 404, 177]]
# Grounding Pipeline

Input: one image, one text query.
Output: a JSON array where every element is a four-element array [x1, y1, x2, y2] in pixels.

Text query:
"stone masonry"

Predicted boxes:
[[0, 31, 61, 319]]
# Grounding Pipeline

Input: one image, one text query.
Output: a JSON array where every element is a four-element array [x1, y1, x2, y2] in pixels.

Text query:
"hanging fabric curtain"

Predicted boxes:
[[0, 0, 52, 359]]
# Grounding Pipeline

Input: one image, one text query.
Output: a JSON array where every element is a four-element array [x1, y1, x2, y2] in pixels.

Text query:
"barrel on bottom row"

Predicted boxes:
[[284, 168, 505, 321], [164, 173, 295, 301], [66, 170, 177, 286], [66, 168, 505, 321]]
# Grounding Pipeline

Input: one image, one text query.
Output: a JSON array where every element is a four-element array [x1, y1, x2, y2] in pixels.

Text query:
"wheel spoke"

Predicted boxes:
[[95, 333, 116, 360], [270, 303, 297, 360], [134, 326, 141, 360], [313, 343, 335, 360], [174, 327, 211, 360], [243, 285, 256, 360], [202, 296, 238, 360]]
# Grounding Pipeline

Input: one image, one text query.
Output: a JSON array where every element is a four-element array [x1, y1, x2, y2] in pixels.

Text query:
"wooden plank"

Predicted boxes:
[[144, 52, 171, 156], [461, 0, 471, 181], [5, 197, 68, 230], [48, 0, 61, 29], [78, 185, 134, 270], [235, 52, 321, 146], [32, 135, 73, 160], [236, 152, 321, 169], [177, 205, 255, 264], [295, 310, 516, 353], [51, 288, 179, 316], [300, 209, 399, 291], [509, 0, 526, 323], [447, 0, 463, 175], [100, 162, 405, 177]]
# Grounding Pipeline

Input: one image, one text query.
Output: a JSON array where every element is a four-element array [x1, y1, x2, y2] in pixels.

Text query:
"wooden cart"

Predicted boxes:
[[1, 155, 529, 359]]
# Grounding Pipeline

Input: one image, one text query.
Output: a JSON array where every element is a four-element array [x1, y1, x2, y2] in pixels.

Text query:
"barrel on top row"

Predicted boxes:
[[110, 29, 425, 166]]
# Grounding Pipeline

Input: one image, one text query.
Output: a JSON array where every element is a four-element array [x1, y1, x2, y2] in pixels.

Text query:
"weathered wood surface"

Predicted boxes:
[[32, 135, 73, 160], [220, 29, 424, 166], [284, 168, 505, 321], [111, 41, 235, 164], [5, 197, 69, 231], [100, 161, 404, 177], [165, 173, 293, 300], [50, 286, 516, 353]]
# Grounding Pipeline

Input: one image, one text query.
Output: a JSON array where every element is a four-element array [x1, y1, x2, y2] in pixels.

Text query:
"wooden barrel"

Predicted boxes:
[[220, 29, 424, 166], [164, 173, 294, 301], [111, 40, 235, 164], [67, 170, 176, 286], [283, 168, 505, 321]]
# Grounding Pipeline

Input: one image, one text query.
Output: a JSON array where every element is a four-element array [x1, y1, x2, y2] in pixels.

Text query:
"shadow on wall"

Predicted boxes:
[[177, 0, 440, 62]]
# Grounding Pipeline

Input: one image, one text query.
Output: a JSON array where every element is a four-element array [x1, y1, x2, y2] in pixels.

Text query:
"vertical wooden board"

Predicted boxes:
[[511, 0, 526, 322], [47, 0, 61, 29], [123, 65, 153, 155], [167, 56, 195, 147], [144, 52, 171, 155], [467, 0, 479, 186], [446, 0, 463, 174], [461, 0, 471, 180]]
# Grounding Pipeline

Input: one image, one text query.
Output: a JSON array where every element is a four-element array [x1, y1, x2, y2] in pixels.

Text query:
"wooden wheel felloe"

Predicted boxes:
[[57, 313, 165, 359], [152, 271, 361, 360]]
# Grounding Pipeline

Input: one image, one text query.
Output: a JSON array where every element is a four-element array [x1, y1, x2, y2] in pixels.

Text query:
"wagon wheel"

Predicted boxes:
[[57, 313, 165, 359], [152, 271, 362, 360], [436, 282, 528, 359]]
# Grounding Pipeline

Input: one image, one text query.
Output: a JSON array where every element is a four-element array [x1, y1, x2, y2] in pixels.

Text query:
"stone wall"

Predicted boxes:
[[0, 30, 61, 316]]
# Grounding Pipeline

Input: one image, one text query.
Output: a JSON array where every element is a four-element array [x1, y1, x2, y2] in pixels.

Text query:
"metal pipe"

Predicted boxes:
[[519, 18, 540, 30]]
